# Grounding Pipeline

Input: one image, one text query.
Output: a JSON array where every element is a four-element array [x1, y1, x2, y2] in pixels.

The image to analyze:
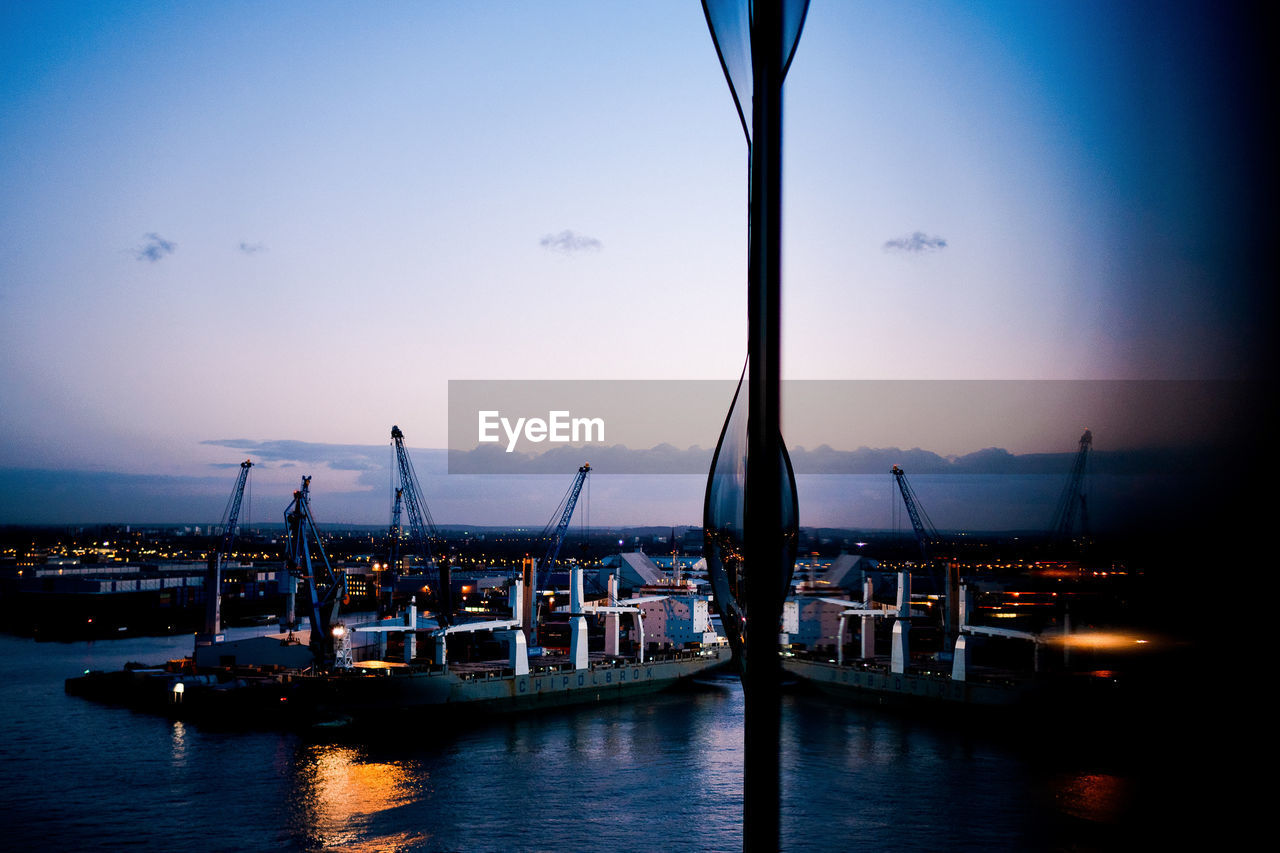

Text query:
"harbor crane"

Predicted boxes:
[[890, 465, 940, 564], [1050, 429, 1092, 545], [531, 463, 591, 646], [204, 459, 252, 637], [890, 465, 956, 649], [388, 488, 404, 569], [219, 459, 254, 555], [391, 425, 451, 626], [283, 475, 348, 670], [383, 487, 404, 614]]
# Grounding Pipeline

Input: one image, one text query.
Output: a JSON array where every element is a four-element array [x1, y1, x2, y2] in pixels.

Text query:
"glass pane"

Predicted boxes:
[[704, 0, 810, 143], [703, 360, 799, 671], [780, 0, 810, 82], [702, 0, 752, 144]]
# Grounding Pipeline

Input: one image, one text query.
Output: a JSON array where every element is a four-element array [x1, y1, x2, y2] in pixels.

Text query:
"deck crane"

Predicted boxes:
[[531, 463, 591, 646], [890, 465, 956, 649], [391, 425, 451, 626], [283, 475, 347, 670], [1050, 429, 1092, 546], [204, 459, 252, 637]]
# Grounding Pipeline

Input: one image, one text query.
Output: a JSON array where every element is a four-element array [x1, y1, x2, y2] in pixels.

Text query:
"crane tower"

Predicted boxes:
[[890, 465, 957, 651], [283, 475, 347, 669], [203, 459, 252, 637], [1050, 429, 1092, 545], [531, 463, 591, 647], [391, 425, 450, 626]]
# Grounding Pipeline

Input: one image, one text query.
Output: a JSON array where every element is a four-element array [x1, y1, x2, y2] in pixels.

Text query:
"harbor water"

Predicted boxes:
[[1, 627, 1213, 852]]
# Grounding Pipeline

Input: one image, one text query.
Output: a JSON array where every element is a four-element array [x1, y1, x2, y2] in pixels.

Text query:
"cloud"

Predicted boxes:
[[540, 230, 602, 254], [202, 437, 397, 491], [202, 438, 384, 471], [134, 233, 176, 262], [238, 241, 267, 255], [0, 467, 234, 524], [1, 440, 1217, 529], [883, 231, 947, 253]]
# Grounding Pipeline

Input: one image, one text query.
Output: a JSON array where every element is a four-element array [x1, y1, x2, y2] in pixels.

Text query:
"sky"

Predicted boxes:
[[0, 1, 1272, 529]]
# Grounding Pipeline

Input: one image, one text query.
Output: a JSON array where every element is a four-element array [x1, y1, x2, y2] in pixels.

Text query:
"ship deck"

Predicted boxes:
[[444, 651, 662, 678]]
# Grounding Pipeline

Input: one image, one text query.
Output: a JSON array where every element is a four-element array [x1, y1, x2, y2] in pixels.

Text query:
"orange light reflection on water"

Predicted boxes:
[[292, 743, 429, 852], [1051, 771, 1133, 824], [1045, 631, 1155, 651]]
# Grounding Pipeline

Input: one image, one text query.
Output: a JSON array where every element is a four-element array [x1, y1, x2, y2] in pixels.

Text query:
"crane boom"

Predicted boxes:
[[283, 476, 347, 670], [891, 465, 938, 562], [891, 464, 956, 649], [1050, 429, 1092, 543], [536, 464, 592, 594], [391, 425, 451, 626], [219, 459, 254, 555], [530, 464, 590, 645], [204, 459, 253, 637]]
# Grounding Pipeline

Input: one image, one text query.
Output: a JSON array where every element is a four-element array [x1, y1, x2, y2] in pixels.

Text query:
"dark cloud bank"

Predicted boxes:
[[1, 438, 1225, 531]]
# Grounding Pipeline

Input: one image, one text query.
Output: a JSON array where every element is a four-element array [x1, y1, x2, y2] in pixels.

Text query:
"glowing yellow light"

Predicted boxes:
[[1052, 631, 1151, 650]]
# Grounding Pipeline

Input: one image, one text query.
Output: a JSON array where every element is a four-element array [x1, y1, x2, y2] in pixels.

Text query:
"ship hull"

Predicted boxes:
[[300, 650, 726, 719], [782, 656, 1034, 711], [66, 648, 729, 727]]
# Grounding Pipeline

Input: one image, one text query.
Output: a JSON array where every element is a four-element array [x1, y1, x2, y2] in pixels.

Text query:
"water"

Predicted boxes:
[[0, 628, 1203, 852]]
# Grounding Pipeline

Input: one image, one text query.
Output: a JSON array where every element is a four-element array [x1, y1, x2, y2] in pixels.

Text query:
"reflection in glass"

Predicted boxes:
[[702, 0, 808, 691], [704, 361, 799, 673], [702, 0, 810, 144]]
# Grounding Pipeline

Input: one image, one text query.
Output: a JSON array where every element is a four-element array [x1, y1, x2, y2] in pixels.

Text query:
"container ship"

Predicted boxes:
[[65, 559, 727, 727], [778, 558, 1137, 722], [66, 447, 728, 728]]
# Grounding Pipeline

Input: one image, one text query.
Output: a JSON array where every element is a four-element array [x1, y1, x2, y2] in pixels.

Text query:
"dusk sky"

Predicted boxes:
[[1, 1, 1271, 528]]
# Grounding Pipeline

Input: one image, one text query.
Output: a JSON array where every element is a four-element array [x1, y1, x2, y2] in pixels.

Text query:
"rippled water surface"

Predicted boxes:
[[1, 629, 1207, 851]]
